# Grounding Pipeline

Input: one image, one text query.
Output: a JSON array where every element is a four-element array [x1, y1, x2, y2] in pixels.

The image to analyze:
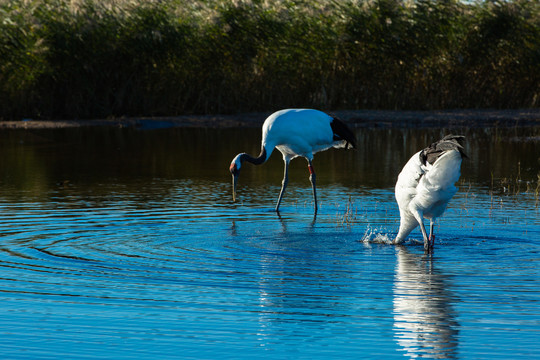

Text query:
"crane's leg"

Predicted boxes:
[[308, 159, 318, 213], [412, 210, 430, 253], [275, 160, 289, 213], [429, 220, 435, 252], [420, 222, 431, 254]]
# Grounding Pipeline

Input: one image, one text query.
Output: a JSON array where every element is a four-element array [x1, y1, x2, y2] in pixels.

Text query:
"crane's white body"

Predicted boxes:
[[394, 149, 462, 245], [233, 109, 349, 170], [261, 109, 347, 162], [230, 109, 355, 213]]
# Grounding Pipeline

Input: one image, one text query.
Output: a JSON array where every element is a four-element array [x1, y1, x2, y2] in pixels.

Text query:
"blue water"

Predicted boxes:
[[0, 127, 539, 359]]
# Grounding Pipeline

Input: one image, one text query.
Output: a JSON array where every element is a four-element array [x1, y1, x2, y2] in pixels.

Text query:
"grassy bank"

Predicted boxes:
[[1, 0, 539, 120]]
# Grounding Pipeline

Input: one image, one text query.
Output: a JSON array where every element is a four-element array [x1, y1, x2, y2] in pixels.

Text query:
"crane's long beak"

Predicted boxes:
[[232, 174, 238, 202]]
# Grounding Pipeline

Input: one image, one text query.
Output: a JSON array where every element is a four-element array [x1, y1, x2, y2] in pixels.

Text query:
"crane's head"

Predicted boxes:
[[229, 154, 243, 202]]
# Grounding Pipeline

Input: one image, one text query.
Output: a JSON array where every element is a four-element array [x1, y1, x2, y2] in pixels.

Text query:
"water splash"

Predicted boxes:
[[361, 225, 394, 244]]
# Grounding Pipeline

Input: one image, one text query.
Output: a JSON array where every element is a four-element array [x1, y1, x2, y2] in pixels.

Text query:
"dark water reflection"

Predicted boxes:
[[1, 126, 539, 197], [0, 125, 539, 359]]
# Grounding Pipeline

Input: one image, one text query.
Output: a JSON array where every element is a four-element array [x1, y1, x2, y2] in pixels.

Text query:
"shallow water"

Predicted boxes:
[[0, 126, 539, 359]]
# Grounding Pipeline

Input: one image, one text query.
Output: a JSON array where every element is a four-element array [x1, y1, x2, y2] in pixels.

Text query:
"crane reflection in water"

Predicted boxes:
[[393, 246, 459, 359]]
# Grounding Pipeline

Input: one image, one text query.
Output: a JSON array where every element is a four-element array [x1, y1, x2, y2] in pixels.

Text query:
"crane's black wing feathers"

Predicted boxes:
[[330, 117, 357, 149], [420, 134, 467, 165]]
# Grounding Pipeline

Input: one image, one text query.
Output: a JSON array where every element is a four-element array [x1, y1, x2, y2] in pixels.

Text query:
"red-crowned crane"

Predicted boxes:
[[229, 109, 356, 213], [393, 135, 467, 253]]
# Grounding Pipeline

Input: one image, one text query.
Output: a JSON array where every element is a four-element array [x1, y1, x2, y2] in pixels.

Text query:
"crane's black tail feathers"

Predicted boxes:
[[420, 134, 467, 165], [330, 117, 357, 150]]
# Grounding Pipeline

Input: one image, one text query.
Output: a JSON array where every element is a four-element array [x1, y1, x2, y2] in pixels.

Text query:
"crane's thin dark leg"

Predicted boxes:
[[275, 161, 289, 212], [412, 211, 430, 253], [429, 221, 435, 252], [420, 223, 431, 254], [308, 160, 318, 213]]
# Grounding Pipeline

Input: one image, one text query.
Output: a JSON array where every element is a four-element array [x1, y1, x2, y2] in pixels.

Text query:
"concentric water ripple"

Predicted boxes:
[[1, 127, 539, 359]]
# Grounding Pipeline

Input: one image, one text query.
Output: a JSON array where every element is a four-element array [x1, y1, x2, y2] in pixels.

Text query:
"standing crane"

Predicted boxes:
[[394, 135, 466, 253], [229, 109, 356, 213]]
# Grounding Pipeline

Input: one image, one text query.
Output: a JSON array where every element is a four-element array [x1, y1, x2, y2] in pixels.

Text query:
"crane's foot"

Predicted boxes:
[[424, 235, 435, 255]]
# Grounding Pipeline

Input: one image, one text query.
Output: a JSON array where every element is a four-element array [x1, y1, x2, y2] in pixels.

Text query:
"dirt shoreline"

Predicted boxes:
[[1, 109, 539, 129]]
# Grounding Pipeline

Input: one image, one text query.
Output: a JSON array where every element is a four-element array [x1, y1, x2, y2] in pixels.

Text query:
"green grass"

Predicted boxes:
[[1, 0, 539, 120]]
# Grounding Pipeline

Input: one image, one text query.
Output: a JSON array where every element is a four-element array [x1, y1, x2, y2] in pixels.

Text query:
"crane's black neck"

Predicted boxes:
[[240, 147, 267, 166]]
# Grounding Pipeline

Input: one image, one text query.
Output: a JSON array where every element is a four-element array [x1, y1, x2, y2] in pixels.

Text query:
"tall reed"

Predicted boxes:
[[1, 0, 538, 120]]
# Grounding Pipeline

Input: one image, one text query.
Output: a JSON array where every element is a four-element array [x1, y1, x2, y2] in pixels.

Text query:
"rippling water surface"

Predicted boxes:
[[0, 126, 539, 359]]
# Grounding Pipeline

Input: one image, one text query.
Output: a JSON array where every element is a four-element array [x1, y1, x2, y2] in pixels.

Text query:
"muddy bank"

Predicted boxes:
[[1, 109, 539, 129]]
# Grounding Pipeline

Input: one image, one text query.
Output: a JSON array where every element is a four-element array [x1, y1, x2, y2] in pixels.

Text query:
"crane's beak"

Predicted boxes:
[[232, 173, 238, 202]]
